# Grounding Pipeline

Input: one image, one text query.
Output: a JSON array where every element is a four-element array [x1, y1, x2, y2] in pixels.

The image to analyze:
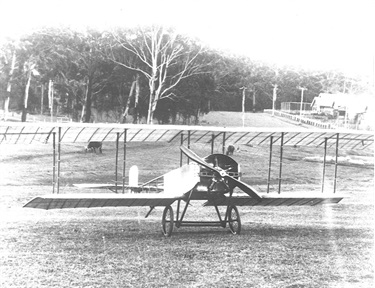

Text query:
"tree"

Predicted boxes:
[[9, 36, 42, 122], [0, 42, 17, 120], [109, 26, 204, 124], [175, 73, 214, 124], [50, 29, 114, 123], [14, 28, 68, 121], [122, 72, 140, 123], [2, 26, 370, 123], [21, 57, 39, 121]]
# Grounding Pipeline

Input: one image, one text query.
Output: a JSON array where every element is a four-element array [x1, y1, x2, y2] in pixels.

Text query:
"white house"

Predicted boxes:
[[311, 93, 372, 119]]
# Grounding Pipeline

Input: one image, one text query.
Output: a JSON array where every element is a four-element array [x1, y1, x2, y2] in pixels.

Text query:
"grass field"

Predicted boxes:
[[200, 111, 308, 128], [2, 110, 307, 128], [0, 113, 374, 287]]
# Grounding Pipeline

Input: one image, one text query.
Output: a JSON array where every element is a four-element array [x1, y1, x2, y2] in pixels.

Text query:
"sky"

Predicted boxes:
[[0, 0, 374, 80]]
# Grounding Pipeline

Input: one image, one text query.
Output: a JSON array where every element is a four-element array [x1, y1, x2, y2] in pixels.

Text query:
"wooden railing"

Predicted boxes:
[[264, 110, 332, 129]]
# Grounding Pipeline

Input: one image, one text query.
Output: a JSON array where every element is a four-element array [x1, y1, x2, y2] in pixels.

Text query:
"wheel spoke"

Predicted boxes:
[[162, 206, 174, 237], [228, 206, 241, 235]]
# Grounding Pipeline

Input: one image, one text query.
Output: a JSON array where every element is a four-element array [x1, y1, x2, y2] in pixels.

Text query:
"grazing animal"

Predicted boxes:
[[85, 141, 102, 153], [226, 145, 235, 156]]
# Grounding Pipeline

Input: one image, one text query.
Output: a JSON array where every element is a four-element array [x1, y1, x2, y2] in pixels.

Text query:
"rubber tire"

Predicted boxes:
[[162, 206, 174, 237], [228, 205, 241, 235]]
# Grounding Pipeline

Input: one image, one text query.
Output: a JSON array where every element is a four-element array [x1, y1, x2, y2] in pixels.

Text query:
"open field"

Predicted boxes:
[[1, 110, 308, 129], [1, 112, 374, 287], [0, 139, 374, 287], [200, 112, 304, 128]]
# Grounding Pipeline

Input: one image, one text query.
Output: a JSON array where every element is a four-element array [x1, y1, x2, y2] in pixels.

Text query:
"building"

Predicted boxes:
[[311, 93, 371, 119]]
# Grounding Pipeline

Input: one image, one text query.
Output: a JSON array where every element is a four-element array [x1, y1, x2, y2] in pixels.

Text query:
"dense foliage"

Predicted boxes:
[[0, 26, 370, 122]]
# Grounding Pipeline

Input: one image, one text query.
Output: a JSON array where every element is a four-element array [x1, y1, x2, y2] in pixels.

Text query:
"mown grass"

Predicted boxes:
[[0, 198, 373, 287], [1, 180, 373, 288], [0, 137, 373, 287]]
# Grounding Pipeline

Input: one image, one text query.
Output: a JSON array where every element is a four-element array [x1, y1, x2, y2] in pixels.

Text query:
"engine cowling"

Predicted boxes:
[[199, 154, 240, 192]]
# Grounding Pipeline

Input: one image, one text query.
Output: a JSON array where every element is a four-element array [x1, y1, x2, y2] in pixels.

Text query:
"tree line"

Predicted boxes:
[[0, 26, 369, 123]]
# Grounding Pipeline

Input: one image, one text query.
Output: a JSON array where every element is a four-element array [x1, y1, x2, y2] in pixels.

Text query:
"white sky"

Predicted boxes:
[[0, 0, 374, 79]]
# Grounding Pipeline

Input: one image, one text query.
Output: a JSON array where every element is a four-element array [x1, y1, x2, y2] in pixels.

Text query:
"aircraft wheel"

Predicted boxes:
[[161, 206, 174, 237], [228, 206, 241, 235]]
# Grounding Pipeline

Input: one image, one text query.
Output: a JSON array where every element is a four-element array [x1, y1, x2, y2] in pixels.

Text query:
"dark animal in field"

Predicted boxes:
[[85, 141, 102, 153], [226, 145, 235, 156]]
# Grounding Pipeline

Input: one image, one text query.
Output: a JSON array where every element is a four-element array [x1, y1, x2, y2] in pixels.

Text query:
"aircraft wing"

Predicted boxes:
[[73, 183, 164, 193], [204, 192, 345, 206], [1, 122, 373, 150], [25, 163, 201, 210], [24, 193, 182, 210]]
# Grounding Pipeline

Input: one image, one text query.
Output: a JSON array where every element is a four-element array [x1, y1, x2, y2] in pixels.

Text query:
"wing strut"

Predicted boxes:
[[145, 206, 155, 218]]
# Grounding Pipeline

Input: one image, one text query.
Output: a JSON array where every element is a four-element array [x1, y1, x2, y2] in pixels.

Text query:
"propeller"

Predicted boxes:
[[180, 146, 262, 201]]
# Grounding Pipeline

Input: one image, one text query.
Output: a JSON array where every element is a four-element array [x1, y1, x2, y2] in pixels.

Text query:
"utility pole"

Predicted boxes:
[[344, 105, 348, 129], [48, 80, 54, 122], [272, 84, 278, 116], [240, 87, 247, 127], [252, 90, 256, 112], [40, 84, 44, 116], [247, 85, 255, 112], [298, 86, 307, 123]]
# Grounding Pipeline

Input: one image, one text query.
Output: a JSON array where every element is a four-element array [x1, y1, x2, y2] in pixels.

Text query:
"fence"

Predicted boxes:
[[281, 102, 312, 113], [265, 109, 374, 131], [264, 109, 332, 129]]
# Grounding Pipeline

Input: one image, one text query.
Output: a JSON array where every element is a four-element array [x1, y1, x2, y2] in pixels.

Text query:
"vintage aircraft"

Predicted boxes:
[[24, 145, 345, 236], [1, 122, 372, 236]]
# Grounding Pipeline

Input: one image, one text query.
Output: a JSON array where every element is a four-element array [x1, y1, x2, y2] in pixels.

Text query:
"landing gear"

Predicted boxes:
[[161, 205, 174, 237], [160, 203, 241, 236], [228, 205, 241, 235]]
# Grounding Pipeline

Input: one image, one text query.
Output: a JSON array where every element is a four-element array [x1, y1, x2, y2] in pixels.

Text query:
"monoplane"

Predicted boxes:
[[24, 146, 344, 236], [1, 122, 372, 236]]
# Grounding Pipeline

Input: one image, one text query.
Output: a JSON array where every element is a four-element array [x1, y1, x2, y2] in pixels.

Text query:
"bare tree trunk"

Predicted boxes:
[[122, 73, 141, 123], [252, 90, 256, 112], [122, 77, 136, 123], [80, 84, 87, 122], [147, 94, 160, 124], [67, 92, 72, 119], [3, 51, 16, 120], [40, 83, 44, 115], [74, 92, 79, 122], [80, 105, 85, 122], [82, 77, 93, 123], [48, 80, 54, 122], [147, 94, 153, 124], [147, 80, 156, 124], [133, 73, 140, 123], [3, 93, 10, 120], [194, 108, 200, 125], [21, 70, 32, 122]]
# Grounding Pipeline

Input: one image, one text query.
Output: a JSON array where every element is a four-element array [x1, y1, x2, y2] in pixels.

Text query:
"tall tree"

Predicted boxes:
[[1, 43, 17, 120], [52, 29, 113, 123], [109, 26, 204, 124], [122, 72, 140, 123], [21, 58, 39, 121], [174, 73, 214, 124]]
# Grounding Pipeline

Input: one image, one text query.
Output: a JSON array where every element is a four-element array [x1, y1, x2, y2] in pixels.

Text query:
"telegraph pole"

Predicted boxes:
[[272, 84, 278, 116], [240, 86, 247, 127], [48, 80, 54, 122], [247, 85, 255, 112], [252, 90, 256, 112], [298, 86, 307, 123]]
